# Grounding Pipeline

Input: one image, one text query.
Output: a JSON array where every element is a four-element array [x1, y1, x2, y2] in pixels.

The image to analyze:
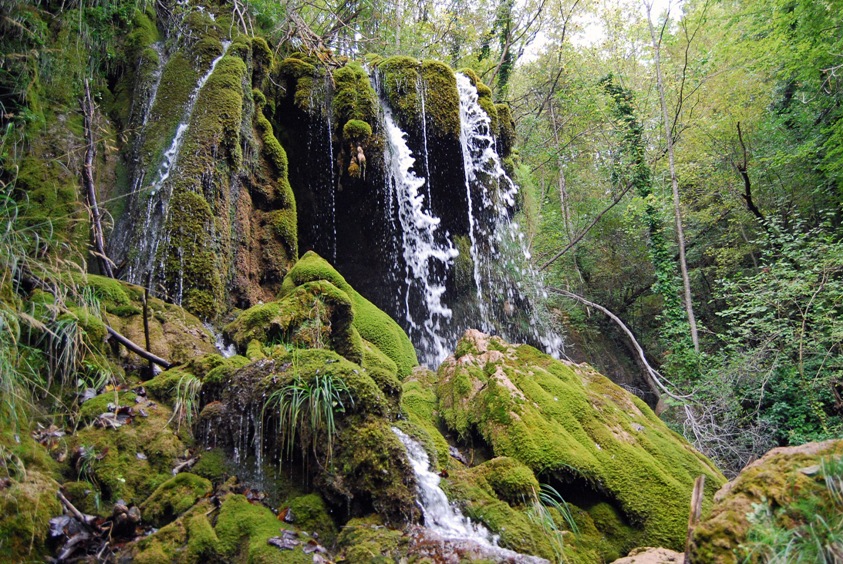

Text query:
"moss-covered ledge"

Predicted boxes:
[[437, 329, 725, 551]]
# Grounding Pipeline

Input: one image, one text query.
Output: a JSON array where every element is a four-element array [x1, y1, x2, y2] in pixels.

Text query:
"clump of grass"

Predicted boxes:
[[526, 484, 578, 564], [170, 374, 202, 431], [263, 358, 353, 469], [739, 456, 843, 563]]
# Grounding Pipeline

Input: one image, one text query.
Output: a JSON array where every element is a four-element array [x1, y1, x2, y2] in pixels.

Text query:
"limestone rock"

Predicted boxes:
[[437, 330, 725, 551], [690, 439, 843, 563]]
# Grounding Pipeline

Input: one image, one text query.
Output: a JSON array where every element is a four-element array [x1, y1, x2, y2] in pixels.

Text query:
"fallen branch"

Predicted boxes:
[[540, 180, 634, 271], [57, 490, 97, 527], [106, 326, 172, 369], [685, 475, 706, 563], [81, 79, 115, 278], [548, 288, 690, 401]]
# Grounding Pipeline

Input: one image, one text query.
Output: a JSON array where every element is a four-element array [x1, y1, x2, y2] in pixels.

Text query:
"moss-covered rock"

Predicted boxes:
[[400, 367, 451, 469], [215, 493, 312, 562], [333, 62, 378, 127], [475, 456, 539, 504], [275, 55, 325, 113], [328, 417, 419, 525], [71, 391, 187, 510], [376, 57, 460, 140], [0, 468, 62, 561], [140, 472, 212, 527], [281, 251, 418, 377], [225, 280, 363, 364], [286, 493, 338, 545], [691, 439, 843, 563], [438, 330, 725, 552], [336, 515, 409, 563]]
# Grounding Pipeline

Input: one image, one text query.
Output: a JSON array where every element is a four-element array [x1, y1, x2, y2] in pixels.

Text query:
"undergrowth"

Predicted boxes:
[[739, 456, 843, 563]]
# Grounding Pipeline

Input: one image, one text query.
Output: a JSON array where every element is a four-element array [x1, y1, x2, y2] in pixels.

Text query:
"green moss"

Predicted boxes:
[[251, 37, 273, 88], [342, 118, 373, 140], [215, 494, 311, 562], [62, 481, 101, 515], [282, 252, 418, 377], [336, 516, 408, 563], [246, 339, 267, 360], [333, 62, 377, 124], [225, 280, 363, 364], [191, 448, 230, 485], [141, 472, 213, 527], [71, 273, 132, 307], [159, 191, 222, 320], [400, 369, 451, 469], [186, 511, 221, 561], [361, 339, 402, 405], [332, 418, 419, 525], [141, 53, 198, 175], [144, 366, 195, 403], [377, 56, 422, 130], [692, 440, 843, 563], [72, 391, 185, 509], [177, 54, 247, 183], [587, 501, 638, 560], [0, 467, 62, 561], [496, 103, 515, 157], [376, 57, 462, 139], [421, 60, 460, 138], [438, 332, 726, 551], [475, 457, 539, 504], [276, 56, 324, 113], [287, 493, 337, 545]]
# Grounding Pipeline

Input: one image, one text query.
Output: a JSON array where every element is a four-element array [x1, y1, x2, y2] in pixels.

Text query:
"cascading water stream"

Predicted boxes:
[[123, 42, 231, 287], [392, 428, 548, 563], [455, 73, 563, 358], [382, 109, 458, 365]]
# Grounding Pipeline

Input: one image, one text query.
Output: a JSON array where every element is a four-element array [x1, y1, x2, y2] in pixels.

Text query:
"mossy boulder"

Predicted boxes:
[[690, 439, 843, 563], [102, 277, 216, 372], [399, 367, 451, 469], [0, 431, 62, 561], [286, 493, 338, 545], [140, 472, 212, 527], [333, 62, 377, 130], [275, 55, 325, 113], [438, 330, 725, 551], [225, 279, 363, 364], [336, 515, 409, 563], [281, 251, 418, 378], [70, 391, 187, 511], [376, 56, 460, 139]]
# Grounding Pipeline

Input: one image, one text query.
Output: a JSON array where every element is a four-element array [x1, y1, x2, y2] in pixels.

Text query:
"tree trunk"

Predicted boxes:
[[645, 2, 700, 353]]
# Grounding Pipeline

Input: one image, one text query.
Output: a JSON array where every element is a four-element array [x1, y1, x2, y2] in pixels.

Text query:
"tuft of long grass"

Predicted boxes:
[[263, 359, 353, 469], [170, 374, 202, 431], [740, 456, 843, 563], [526, 484, 579, 564]]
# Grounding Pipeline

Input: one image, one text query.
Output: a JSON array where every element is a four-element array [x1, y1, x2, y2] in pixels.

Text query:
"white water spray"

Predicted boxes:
[[383, 110, 459, 364]]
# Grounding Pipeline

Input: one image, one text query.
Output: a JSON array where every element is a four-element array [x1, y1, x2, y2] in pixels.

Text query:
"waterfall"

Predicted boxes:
[[124, 42, 230, 286], [383, 110, 458, 365], [372, 70, 562, 366], [455, 73, 563, 358], [392, 428, 548, 563]]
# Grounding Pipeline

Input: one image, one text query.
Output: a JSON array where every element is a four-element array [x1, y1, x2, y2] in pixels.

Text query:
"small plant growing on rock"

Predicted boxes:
[[263, 364, 353, 469], [739, 456, 843, 562]]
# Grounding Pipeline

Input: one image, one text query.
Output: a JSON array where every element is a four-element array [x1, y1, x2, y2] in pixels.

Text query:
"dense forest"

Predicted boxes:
[[1, 0, 842, 562]]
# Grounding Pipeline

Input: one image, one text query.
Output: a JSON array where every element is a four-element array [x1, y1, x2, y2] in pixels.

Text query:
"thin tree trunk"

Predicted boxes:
[[550, 287, 689, 401], [645, 3, 699, 352], [81, 79, 115, 279]]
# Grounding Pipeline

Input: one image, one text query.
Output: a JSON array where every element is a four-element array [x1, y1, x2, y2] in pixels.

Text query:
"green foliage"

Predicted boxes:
[[263, 362, 354, 467], [739, 456, 843, 563]]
